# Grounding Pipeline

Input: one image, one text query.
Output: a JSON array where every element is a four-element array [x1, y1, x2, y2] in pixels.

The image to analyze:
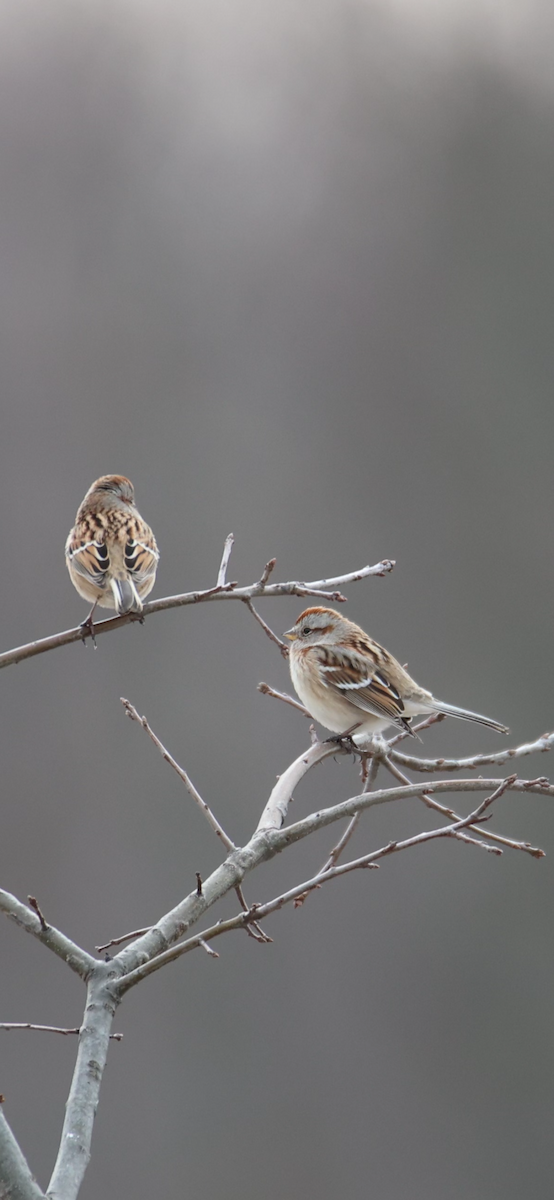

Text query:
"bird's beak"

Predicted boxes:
[[283, 628, 296, 641]]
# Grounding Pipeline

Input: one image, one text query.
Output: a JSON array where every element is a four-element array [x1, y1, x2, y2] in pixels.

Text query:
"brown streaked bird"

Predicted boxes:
[[285, 607, 508, 742], [65, 475, 159, 622]]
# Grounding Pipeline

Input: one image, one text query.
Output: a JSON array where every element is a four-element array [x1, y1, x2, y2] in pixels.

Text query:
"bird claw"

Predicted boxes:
[[79, 616, 98, 648], [323, 733, 359, 754]]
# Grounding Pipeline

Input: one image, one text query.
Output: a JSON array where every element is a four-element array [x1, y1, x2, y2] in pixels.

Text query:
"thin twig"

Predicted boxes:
[[243, 599, 289, 656], [258, 557, 277, 587], [0, 1023, 123, 1040], [121, 699, 236, 851], [257, 682, 311, 716], [235, 885, 273, 942], [390, 731, 554, 773], [294, 756, 381, 907], [198, 939, 219, 959], [0, 558, 395, 670], [381, 753, 542, 859], [95, 927, 151, 954], [450, 831, 503, 855], [27, 895, 48, 931], [216, 533, 235, 586]]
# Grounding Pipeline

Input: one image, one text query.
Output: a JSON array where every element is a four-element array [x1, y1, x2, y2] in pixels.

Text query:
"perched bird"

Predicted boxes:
[[285, 607, 508, 742], [65, 475, 159, 623]]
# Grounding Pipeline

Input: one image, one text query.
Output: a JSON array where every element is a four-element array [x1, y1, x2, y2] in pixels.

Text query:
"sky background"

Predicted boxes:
[[1, 2, 554, 1197]]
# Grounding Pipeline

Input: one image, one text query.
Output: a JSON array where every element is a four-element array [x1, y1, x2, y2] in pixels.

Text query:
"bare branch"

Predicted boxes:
[[258, 557, 277, 587], [382, 755, 544, 858], [322, 754, 381, 871], [121, 699, 236, 851], [0, 1108, 46, 1200], [294, 755, 381, 907], [198, 939, 219, 959], [95, 928, 151, 953], [0, 1024, 123, 1040], [27, 895, 48, 931], [216, 533, 235, 586], [391, 731, 554, 774], [47, 966, 120, 1200], [114, 920, 241, 988], [257, 682, 311, 716], [116, 785, 518, 989], [382, 752, 438, 811], [295, 561, 395, 589], [113, 740, 352, 988], [0, 558, 395, 670], [256, 740, 342, 832], [243, 599, 289, 656], [249, 786, 518, 919], [450, 831, 503, 855], [0, 889, 95, 980], [114, 734, 548, 996], [274, 774, 552, 852], [234, 884, 273, 943]]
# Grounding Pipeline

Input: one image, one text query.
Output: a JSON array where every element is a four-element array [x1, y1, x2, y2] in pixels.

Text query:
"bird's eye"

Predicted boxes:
[[302, 626, 311, 636]]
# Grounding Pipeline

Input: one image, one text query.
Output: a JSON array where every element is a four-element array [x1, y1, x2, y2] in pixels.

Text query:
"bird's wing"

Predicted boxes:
[[124, 523, 159, 585], [66, 534, 110, 589], [314, 644, 408, 725]]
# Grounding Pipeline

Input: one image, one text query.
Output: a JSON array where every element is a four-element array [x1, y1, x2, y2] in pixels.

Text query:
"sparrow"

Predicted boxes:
[[65, 475, 159, 621], [285, 607, 508, 742]]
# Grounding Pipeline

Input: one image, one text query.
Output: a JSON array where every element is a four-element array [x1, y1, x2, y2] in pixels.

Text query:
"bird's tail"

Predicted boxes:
[[431, 700, 508, 734], [110, 578, 143, 615]]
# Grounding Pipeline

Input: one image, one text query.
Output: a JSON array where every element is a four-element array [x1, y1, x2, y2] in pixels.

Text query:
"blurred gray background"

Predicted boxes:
[[1, 1, 553, 1196]]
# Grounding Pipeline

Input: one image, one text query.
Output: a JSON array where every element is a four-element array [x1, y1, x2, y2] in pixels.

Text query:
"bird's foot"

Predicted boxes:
[[323, 723, 363, 754], [79, 615, 98, 648]]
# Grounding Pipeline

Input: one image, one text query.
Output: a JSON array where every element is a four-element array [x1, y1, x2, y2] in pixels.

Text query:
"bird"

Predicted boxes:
[[284, 606, 508, 742], [65, 475, 159, 625]]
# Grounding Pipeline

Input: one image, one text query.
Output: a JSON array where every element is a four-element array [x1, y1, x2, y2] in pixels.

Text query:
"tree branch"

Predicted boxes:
[[381, 755, 545, 858], [0, 1024, 123, 1040], [390, 731, 554, 773], [46, 965, 120, 1200], [0, 558, 395, 670], [95, 927, 151, 954], [0, 1107, 46, 1200], [113, 740, 548, 995], [294, 755, 381, 907], [257, 682, 311, 716], [114, 784, 517, 989], [121, 700, 236, 850], [0, 891, 95, 980], [256, 740, 342, 832], [242, 599, 289, 656], [216, 533, 235, 587], [257, 557, 277, 587], [276, 774, 553, 850]]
